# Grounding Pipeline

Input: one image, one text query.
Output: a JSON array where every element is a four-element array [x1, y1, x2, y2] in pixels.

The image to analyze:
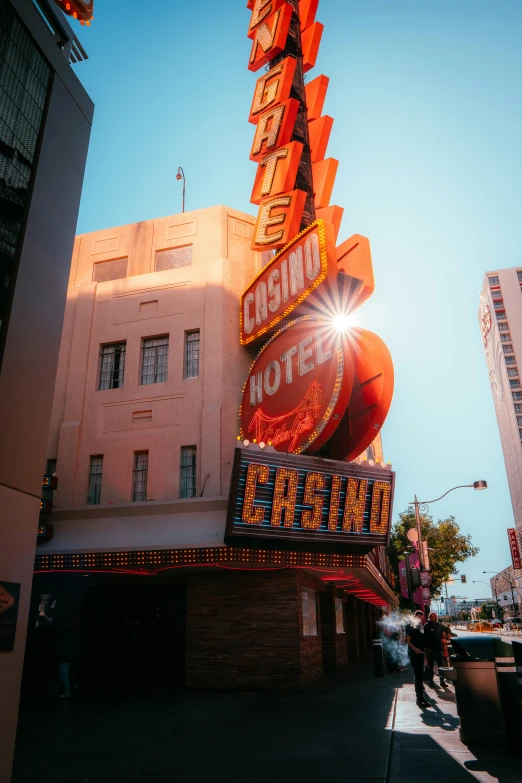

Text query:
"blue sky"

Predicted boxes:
[[73, 0, 522, 599]]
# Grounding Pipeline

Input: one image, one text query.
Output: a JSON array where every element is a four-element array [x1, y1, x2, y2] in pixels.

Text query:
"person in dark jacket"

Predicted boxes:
[[54, 618, 82, 698], [405, 610, 432, 708], [424, 611, 448, 687]]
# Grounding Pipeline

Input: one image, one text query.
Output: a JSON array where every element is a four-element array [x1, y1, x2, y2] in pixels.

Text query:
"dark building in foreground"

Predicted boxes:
[[0, 1, 93, 779]]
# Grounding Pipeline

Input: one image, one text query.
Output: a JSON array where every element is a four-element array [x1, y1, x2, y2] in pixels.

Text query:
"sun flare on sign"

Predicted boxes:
[[332, 312, 358, 332]]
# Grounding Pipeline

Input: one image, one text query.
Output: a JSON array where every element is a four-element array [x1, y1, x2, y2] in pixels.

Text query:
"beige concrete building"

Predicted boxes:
[[30, 205, 397, 693]]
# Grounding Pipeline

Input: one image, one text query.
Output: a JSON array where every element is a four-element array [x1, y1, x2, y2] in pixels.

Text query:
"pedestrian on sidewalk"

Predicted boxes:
[[424, 612, 448, 688], [54, 617, 82, 698], [405, 610, 431, 708]]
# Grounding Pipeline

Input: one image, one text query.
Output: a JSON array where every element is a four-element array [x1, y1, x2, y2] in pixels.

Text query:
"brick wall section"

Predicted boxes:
[[185, 569, 325, 689], [296, 571, 324, 684], [357, 598, 369, 654]]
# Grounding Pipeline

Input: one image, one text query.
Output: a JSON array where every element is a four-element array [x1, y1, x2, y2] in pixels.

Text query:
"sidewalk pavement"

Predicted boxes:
[[12, 657, 522, 783]]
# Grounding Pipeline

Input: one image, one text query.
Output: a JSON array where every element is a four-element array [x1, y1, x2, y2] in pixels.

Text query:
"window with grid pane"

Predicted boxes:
[[494, 302, 505, 311], [506, 356, 516, 365], [492, 289, 503, 299], [503, 344, 514, 354], [99, 343, 126, 390], [508, 368, 519, 378], [499, 322, 509, 331], [180, 447, 197, 498], [88, 456, 103, 505], [132, 451, 148, 501], [513, 392, 522, 401], [141, 337, 168, 384], [515, 404, 522, 413], [184, 331, 200, 379], [501, 333, 511, 342], [518, 272, 522, 281], [489, 275, 499, 284], [510, 379, 521, 389], [496, 311, 507, 320]]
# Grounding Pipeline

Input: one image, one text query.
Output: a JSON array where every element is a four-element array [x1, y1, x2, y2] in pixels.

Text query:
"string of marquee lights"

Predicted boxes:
[[34, 547, 368, 573]]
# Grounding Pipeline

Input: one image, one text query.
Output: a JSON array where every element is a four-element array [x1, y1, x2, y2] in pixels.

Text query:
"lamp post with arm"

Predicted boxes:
[[176, 166, 186, 213], [411, 480, 487, 617], [473, 579, 500, 619]]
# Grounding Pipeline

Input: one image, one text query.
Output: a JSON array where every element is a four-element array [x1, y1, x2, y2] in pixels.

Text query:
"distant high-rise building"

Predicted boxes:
[[479, 267, 522, 532], [0, 1, 93, 779]]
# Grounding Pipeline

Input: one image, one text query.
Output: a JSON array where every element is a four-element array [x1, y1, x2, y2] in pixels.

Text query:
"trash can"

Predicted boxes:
[[440, 634, 522, 749], [512, 640, 522, 701]]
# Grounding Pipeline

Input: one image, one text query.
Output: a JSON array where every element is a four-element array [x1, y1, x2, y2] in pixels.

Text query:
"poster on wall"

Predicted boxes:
[[0, 582, 20, 652]]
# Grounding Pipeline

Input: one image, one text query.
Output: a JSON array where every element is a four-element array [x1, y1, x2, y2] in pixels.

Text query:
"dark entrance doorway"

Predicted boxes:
[[80, 583, 186, 693]]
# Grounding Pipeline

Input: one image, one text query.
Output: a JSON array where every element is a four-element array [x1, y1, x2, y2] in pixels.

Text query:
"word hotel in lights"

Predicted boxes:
[[27, 0, 398, 696]]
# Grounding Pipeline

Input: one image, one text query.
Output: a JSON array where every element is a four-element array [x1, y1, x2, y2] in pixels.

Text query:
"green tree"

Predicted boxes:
[[389, 507, 479, 597], [479, 603, 493, 620]]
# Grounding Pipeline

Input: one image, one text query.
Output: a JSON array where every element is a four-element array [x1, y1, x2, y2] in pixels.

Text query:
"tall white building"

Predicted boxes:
[[479, 267, 522, 532]]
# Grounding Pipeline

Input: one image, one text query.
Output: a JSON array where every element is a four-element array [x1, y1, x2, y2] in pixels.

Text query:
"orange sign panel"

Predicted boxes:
[[308, 115, 334, 163], [302, 22, 324, 73], [240, 219, 337, 345], [252, 189, 307, 251], [249, 4, 293, 72], [251, 141, 303, 204], [306, 74, 329, 121], [249, 57, 297, 124], [250, 98, 300, 161]]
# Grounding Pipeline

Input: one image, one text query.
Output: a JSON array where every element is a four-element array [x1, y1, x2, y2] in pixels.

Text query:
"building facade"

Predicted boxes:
[[479, 268, 522, 616], [0, 1, 93, 780], [491, 566, 521, 620], [29, 206, 397, 695]]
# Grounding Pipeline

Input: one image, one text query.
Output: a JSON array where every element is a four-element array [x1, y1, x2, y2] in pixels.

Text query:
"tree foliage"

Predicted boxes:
[[389, 507, 479, 597], [479, 603, 494, 620]]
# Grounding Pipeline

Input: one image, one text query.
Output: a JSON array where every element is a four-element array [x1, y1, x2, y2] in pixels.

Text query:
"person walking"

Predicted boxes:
[[54, 617, 82, 698], [405, 610, 432, 708], [424, 611, 448, 688]]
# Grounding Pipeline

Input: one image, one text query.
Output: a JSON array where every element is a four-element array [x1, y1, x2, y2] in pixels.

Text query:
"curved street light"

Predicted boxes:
[[409, 481, 487, 614], [176, 166, 186, 213]]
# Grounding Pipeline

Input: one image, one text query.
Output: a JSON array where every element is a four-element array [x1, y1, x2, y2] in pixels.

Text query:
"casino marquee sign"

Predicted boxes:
[[226, 448, 395, 554]]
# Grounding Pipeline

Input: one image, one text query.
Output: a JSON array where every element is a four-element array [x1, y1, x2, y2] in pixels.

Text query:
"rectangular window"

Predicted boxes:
[[513, 392, 522, 401], [515, 404, 522, 413], [132, 451, 148, 502], [141, 336, 169, 384], [501, 333, 511, 342], [180, 446, 197, 498], [489, 275, 499, 284], [99, 342, 126, 390], [494, 302, 505, 311], [508, 368, 519, 378], [184, 331, 200, 379], [499, 322, 509, 331], [302, 588, 318, 637], [335, 598, 345, 634], [517, 416, 522, 426], [87, 456, 103, 505], [506, 356, 516, 365], [491, 289, 503, 299], [155, 246, 192, 271], [93, 257, 128, 283], [496, 312, 507, 321], [518, 271, 522, 281], [510, 379, 521, 389], [503, 344, 514, 354]]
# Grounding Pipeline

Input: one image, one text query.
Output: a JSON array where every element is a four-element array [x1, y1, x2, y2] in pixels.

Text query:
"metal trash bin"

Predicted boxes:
[[440, 635, 522, 749]]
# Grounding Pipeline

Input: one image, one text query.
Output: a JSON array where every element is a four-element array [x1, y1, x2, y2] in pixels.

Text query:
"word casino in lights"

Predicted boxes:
[[30, 0, 398, 693]]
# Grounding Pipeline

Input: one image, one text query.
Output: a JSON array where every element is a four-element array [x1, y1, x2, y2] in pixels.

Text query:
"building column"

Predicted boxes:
[[345, 594, 359, 658], [320, 590, 348, 671]]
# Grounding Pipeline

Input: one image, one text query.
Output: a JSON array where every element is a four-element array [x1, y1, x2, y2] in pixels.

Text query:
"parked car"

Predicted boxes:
[[491, 619, 503, 628]]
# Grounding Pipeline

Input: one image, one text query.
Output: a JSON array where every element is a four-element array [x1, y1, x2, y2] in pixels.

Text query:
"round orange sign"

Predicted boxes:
[[239, 315, 353, 454]]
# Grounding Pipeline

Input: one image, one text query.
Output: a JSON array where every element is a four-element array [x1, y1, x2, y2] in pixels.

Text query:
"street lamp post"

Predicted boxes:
[[411, 480, 487, 617], [473, 579, 500, 618], [176, 166, 186, 213]]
